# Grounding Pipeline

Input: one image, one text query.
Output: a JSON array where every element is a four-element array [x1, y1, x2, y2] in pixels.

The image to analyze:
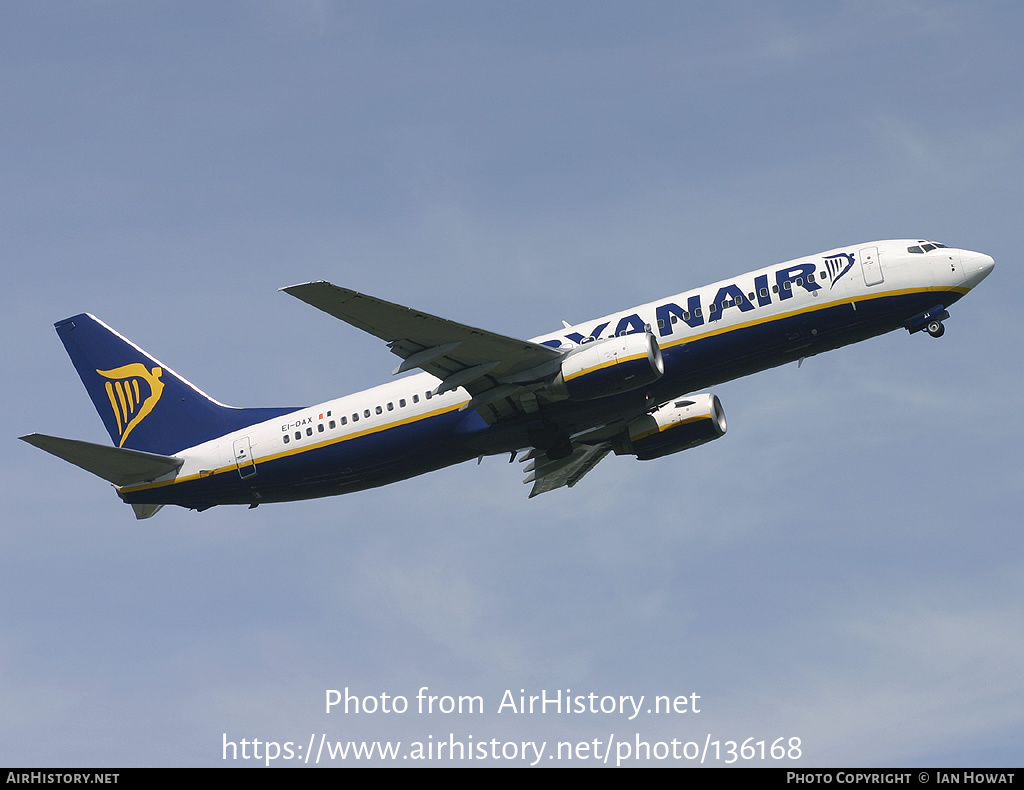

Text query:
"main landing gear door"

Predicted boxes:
[[233, 436, 257, 479], [860, 246, 883, 286]]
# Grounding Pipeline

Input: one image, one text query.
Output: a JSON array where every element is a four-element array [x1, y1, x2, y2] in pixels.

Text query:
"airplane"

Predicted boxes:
[[21, 239, 994, 519]]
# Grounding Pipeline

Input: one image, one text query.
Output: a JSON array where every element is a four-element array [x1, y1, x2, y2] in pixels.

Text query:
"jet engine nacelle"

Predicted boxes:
[[612, 393, 727, 460], [547, 332, 664, 401]]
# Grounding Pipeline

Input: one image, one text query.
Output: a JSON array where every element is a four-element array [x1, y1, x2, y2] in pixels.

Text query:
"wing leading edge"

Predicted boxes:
[[281, 281, 564, 422]]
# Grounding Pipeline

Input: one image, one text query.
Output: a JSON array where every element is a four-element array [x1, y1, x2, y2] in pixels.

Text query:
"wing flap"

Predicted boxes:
[[524, 444, 611, 498]]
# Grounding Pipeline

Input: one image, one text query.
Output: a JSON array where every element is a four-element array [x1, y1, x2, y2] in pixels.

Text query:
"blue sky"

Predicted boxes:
[[2, 1, 1021, 766]]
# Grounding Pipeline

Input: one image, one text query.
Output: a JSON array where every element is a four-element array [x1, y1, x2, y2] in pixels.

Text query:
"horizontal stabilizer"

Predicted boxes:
[[20, 433, 183, 487]]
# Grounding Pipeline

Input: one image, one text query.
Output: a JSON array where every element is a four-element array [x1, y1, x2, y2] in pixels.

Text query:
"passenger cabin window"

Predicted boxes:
[[283, 434, 290, 444], [317, 423, 324, 433], [364, 409, 371, 418]]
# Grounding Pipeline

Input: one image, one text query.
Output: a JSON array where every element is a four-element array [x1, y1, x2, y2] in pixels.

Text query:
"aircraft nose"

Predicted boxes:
[[960, 250, 995, 289]]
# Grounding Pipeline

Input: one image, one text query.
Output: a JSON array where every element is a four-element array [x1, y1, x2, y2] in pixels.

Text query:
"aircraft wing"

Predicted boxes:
[[521, 443, 611, 497], [282, 281, 564, 421]]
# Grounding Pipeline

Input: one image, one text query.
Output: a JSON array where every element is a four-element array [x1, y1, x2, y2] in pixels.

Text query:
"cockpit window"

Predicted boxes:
[[908, 241, 947, 253]]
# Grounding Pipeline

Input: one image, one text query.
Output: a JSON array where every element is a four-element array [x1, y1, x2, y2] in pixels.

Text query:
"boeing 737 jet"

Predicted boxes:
[[21, 239, 994, 518]]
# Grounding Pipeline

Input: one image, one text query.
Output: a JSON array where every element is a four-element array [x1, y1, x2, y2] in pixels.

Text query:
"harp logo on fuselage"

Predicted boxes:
[[822, 253, 856, 289], [96, 363, 165, 447]]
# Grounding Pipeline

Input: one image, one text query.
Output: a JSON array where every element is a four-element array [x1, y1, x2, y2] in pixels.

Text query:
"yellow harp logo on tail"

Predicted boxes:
[[96, 364, 165, 447]]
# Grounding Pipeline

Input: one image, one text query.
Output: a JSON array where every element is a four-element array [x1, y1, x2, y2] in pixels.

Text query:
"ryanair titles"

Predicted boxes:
[[542, 258, 842, 348]]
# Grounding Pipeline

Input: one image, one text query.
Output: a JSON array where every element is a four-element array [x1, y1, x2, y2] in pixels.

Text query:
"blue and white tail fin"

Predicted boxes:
[[54, 313, 295, 455]]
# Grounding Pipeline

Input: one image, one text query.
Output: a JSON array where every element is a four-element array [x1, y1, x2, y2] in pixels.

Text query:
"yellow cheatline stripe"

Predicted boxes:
[[631, 414, 710, 442], [656, 285, 967, 352], [118, 400, 469, 493], [563, 350, 650, 382]]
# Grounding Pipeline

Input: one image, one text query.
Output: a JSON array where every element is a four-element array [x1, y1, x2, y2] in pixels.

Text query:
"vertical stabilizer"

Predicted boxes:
[[55, 314, 295, 455]]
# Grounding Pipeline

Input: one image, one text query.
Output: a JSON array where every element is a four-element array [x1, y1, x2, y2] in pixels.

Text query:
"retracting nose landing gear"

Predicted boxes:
[[905, 305, 950, 338]]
